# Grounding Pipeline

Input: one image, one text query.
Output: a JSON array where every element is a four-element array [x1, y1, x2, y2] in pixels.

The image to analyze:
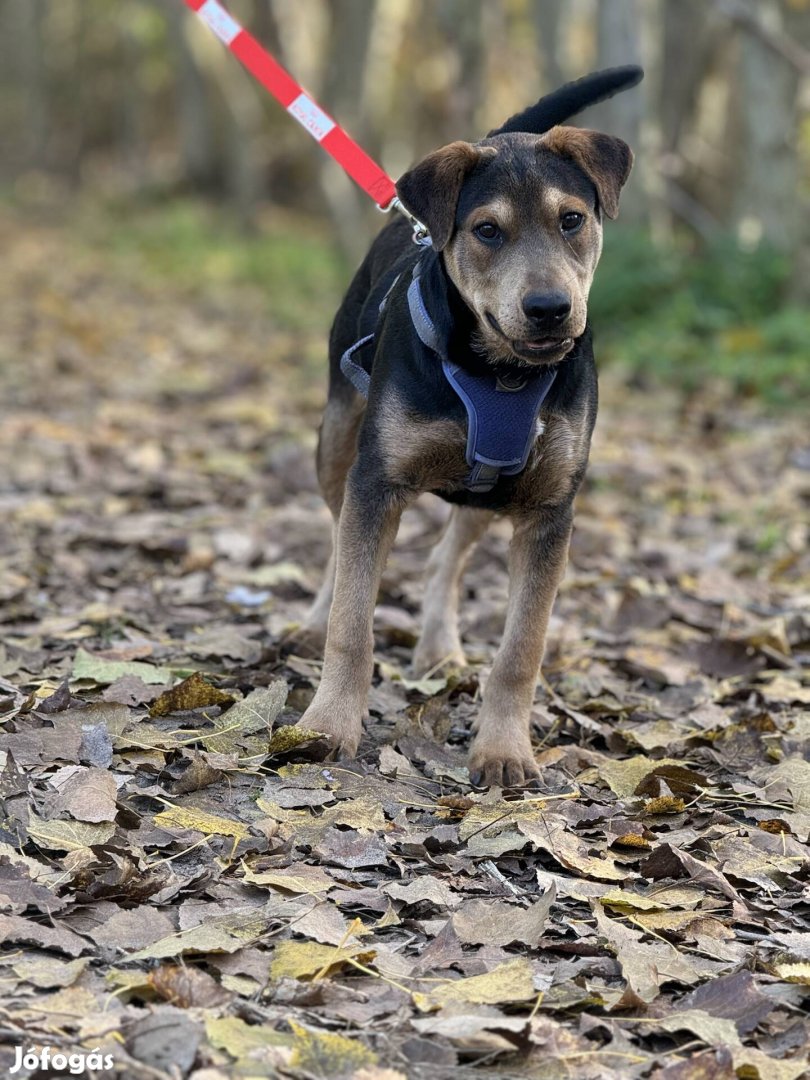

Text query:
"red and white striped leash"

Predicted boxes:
[[182, 0, 430, 243]]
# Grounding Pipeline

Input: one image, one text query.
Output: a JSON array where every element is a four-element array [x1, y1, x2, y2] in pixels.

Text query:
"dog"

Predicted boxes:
[[291, 67, 642, 787]]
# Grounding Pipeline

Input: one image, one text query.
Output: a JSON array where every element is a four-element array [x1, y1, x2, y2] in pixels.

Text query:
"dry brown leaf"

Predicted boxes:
[[452, 886, 555, 946], [149, 963, 230, 1007]]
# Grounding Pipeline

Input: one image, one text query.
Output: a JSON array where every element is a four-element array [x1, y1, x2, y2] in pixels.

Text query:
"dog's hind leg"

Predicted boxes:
[[287, 393, 365, 656], [412, 506, 493, 676]]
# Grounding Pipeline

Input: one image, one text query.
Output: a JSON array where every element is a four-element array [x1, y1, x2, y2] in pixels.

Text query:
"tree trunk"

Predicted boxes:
[[165, 1, 218, 189], [731, 0, 801, 254], [658, 0, 724, 238], [317, 0, 379, 262], [531, 0, 567, 92], [587, 0, 646, 225], [14, 0, 49, 171], [783, 1, 810, 301]]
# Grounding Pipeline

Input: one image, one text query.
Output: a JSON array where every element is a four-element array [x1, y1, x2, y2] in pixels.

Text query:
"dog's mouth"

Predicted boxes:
[[485, 313, 574, 362]]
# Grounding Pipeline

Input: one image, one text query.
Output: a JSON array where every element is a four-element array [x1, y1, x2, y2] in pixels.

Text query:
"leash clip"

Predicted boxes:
[[379, 196, 432, 247]]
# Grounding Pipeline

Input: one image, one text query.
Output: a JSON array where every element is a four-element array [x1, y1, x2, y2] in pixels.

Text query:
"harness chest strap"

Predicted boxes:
[[341, 261, 558, 494]]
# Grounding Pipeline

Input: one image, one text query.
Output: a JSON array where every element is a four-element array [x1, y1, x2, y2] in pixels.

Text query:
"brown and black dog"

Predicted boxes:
[[291, 67, 642, 787]]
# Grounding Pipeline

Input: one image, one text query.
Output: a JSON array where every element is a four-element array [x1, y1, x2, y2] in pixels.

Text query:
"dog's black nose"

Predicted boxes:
[[522, 291, 571, 326]]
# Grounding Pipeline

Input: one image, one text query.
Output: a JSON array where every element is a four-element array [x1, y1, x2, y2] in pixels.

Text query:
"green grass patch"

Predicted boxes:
[[81, 196, 349, 335], [590, 229, 809, 405]]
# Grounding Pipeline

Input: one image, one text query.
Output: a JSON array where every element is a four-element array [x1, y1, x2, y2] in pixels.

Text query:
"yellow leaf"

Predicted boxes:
[[128, 910, 271, 961], [206, 1016, 292, 1061], [612, 833, 651, 848], [26, 813, 115, 852], [149, 671, 234, 717], [240, 863, 335, 895], [270, 940, 374, 981], [633, 910, 731, 937], [417, 958, 536, 1010], [256, 795, 386, 835], [600, 890, 662, 913], [774, 962, 810, 985], [267, 725, 325, 754], [153, 805, 249, 841], [644, 795, 686, 815], [458, 800, 545, 841], [288, 1020, 377, 1072], [595, 755, 704, 798]]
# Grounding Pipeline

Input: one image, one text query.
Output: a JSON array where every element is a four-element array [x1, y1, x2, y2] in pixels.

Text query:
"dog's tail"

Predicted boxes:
[[488, 65, 643, 137]]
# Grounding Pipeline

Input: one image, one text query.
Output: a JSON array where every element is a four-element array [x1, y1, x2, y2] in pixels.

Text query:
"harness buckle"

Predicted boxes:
[[378, 196, 432, 247]]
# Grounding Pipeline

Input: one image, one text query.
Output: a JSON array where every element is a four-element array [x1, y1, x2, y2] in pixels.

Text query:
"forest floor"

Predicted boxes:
[[1, 197, 809, 1080]]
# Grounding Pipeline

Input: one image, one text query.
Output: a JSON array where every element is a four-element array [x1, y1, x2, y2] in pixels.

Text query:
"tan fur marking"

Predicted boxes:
[[377, 388, 468, 490], [468, 198, 517, 232]]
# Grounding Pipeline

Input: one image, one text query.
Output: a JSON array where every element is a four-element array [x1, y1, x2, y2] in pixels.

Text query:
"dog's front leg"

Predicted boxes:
[[469, 510, 572, 787], [296, 467, 407, 758]]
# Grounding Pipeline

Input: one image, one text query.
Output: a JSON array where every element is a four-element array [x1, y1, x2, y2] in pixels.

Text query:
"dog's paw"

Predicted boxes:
[[468, 731, 540, 789], [295, 704, 362, 760], [281, 622, 328, 659]]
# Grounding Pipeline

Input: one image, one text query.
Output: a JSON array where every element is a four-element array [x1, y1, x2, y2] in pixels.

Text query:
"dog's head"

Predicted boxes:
[[396, 127, 633, 366]]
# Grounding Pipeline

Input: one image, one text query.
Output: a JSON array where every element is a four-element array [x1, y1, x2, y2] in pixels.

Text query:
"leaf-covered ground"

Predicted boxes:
[[1, 201, 809, 1080]]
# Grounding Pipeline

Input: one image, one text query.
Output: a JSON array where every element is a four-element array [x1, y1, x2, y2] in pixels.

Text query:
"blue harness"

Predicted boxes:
[[340, 257, 557, 493]]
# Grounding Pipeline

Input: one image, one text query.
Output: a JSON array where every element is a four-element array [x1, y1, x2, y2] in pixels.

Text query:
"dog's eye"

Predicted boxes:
[[561, 211, 585, 234], [474, 222, 500, 243]]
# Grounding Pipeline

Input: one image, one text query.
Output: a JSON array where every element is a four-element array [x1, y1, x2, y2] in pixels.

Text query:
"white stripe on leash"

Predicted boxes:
[[197, 0, 241, 45], [287, 93, 336, 143]]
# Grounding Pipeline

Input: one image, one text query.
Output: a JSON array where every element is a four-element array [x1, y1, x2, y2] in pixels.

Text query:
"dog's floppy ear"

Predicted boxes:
[[396, 142, 496, 250], [540, 127, 633, 219]]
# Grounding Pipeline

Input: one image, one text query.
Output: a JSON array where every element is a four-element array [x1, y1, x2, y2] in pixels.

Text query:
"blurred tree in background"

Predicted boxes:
[[1, 0, 808, 398]]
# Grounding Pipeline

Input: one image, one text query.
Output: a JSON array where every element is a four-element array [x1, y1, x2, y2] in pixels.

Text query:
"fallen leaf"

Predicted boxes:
[[417, 957, 536, 1010], [633, 1008, 741, 1047], [595, 754, 706, 798], [773, 961, 810, 985], [52, 766, 118, 823], [72, 647, 173, 685], [153, 804, 250, 843], [206, 1015, 292, 1063], [26, 812, 116, 852], [384, 877, 460, 909], [240, 863, 336, 895], [127, 909, 272, 961], [267, 724, 326, 754], [452, 886, 555, 946], [11, 954, 89, 989], [149, 671, 234, 716], [149, 963, 230, 1007], [270, 940, 374, 981], [0, 914, 89, 957], [289, 1020, 377, 1074], [678, 970, 773, 1034]]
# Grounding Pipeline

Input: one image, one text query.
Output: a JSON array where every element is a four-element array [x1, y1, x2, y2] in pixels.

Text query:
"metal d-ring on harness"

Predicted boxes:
[[380, 196, 433, 248], [340, 256, 558, 494]]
